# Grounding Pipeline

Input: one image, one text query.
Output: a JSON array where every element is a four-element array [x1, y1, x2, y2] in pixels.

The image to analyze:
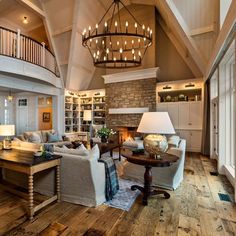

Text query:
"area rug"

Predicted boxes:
[[104, 178, 141, 211]]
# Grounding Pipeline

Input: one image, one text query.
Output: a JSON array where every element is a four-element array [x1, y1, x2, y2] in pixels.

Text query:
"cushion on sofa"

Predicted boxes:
[[47, 133, 63, 143], [28, 132, 42, 144], [168, 135, 180, 148], [90, 144, 100, 160], [24, 131, 43, 143], [41, 129, 55, 143]]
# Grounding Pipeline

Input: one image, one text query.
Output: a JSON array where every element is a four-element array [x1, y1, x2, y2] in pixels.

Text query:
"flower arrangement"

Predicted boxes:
[[97, 128, 116, 142]]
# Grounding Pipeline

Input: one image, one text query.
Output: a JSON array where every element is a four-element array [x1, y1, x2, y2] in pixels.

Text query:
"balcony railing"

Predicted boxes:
[[0, 26, 59, 76]]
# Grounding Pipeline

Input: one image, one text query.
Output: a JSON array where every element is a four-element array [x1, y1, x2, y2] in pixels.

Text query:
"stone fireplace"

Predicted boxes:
[[103, 68, 158, 135]]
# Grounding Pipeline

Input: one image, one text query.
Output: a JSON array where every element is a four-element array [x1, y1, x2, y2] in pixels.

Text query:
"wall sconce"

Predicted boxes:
[[22, 16, 29, 24], [185, 83, 195, 88], [7, 90, 13, 102], [163, 85, 172, 90]]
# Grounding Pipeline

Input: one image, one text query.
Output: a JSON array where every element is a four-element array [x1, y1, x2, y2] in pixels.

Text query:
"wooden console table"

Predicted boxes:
[[0, 149, 62, 221], [122, 149, 179, 205]]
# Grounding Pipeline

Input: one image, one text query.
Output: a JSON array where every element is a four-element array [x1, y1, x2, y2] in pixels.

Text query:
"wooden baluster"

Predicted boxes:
[[16, 29, 20, 58], [28, 174, 34, 221]]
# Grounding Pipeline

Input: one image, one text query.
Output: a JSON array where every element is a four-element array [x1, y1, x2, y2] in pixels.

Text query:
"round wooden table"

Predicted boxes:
[[122, 149, 179, 205]]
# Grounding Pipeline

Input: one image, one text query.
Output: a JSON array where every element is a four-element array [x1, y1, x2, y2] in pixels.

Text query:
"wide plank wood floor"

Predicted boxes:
[[0, 153, 236, 236]]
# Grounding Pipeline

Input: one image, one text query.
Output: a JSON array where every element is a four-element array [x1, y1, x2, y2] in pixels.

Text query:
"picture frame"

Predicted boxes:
[[43, 112, 50, 123]]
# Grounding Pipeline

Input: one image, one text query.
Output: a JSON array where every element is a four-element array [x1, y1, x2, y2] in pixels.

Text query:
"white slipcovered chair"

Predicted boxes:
[[122, 139, 186, 190]]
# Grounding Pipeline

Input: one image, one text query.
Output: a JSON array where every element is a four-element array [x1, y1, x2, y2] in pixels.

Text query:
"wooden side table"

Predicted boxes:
[[0, 149, 62, 221], [122, 149, 179, 205]]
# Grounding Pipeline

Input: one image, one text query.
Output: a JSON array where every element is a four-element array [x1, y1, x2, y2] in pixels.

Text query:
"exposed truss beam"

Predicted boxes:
[[158, 18, 202, 78], [206, 0, 236, 79], [16, 0, 45, 18], [52, 25, 72, 37], [155, 0, 207, 76], [190, 25, 215, 37]]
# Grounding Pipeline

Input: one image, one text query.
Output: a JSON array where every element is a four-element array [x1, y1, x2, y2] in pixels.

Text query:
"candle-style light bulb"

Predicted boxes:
[[125, 21, 128, 33], [96, 39, 98, 44], [96, 24, 98, 34], [115, 21, 118, 32], [117, 41, 120, 46], [105, 22, 108, 32], [120, 48, 123, 60], [124, 41, 127, 49], [124, 57, 127, 61], [114, 57, 116, 62], [106, 48, 109, 54], [132, 49, 135, 54], [104, 56, 106, 61], [135, 22, 138, 34], [88, 26, 91, 36], [142, 25, 145, 34], [93, 53, 96, 58], [97, 50, 100, 56]]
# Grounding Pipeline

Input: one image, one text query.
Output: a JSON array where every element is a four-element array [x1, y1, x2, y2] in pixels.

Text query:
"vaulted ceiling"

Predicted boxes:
[[0, 0, 233, 90]]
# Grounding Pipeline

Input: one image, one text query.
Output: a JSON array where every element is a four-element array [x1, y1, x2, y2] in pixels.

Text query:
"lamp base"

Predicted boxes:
[[3, 139, 12, 150], [144, 134, 168, 159]]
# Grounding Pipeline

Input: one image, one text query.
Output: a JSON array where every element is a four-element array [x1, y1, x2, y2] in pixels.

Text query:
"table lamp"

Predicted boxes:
[[0, 125, 15, 150], [137, 112, 175, 159], [83, 110, 92, 141]]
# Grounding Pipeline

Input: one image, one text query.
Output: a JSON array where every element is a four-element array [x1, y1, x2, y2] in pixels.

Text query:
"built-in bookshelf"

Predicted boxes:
[[64, 89, 105, 133]]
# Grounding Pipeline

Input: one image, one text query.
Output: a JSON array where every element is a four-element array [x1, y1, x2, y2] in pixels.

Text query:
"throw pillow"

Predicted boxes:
[[90, 144, 100, 160], [54, 145, 69, 154], [28, 132, 41, 144], [41, 129, 55, 143], [72, 141, 82, 149], [168, 135, 180, 148], [47, 133, 62, 143], [68, 144, 89, 156]]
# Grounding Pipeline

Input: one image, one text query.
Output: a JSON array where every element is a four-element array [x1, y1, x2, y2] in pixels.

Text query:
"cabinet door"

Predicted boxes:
[[189, 102, 202, 129], [178, 103, 189, 129], [190, 130, 202, 152], [167, 104, 179, 129], [156, 103, 168, 112]]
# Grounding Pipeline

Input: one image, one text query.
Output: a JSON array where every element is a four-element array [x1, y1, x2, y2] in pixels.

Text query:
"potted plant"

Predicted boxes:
[[97, 128, 116, 143]]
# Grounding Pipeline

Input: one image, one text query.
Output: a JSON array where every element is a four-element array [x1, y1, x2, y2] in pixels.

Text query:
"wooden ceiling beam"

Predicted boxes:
[[206, 0, 236, 79], [16, 0, 45, 18], [52, 25, 72, 37], [155, 0, 207, 76], [158, 18, 202, 78], [190, 25, 215, 37]]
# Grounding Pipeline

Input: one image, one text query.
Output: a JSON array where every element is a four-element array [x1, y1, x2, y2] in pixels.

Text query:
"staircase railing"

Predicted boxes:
[[0, 26, 59, 76]]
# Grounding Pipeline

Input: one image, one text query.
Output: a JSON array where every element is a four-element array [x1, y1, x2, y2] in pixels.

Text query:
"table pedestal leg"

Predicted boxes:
[[56, 165, 60, 202], [131, 165, 170, 205], [28, 174, 34, 221]]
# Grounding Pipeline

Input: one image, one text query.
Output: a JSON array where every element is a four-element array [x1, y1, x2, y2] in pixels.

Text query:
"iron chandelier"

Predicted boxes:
[[82, 0, 153, 69]]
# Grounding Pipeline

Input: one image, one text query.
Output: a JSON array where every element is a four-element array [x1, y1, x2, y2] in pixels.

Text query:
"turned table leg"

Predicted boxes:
[[143, 165, 152, 205], [56, 165, 60, 202], [28, 174, 34, 221]]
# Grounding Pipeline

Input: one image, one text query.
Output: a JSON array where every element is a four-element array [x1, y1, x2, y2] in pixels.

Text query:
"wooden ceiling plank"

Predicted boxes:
[[155, 0, 207, 76], [16, 0, 45, 18], [158, 18, 202, 78]]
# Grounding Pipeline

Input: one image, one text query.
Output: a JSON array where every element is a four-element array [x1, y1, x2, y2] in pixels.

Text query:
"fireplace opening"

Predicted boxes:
[[114, 126, 143, 144]]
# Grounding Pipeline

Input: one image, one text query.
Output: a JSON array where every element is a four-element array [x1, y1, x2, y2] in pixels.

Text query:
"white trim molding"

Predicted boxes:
[[103, 67, 159, 84], [109, 107, 149, 114]]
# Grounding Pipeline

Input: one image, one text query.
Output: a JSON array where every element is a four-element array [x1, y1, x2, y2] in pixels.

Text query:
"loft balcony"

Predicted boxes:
[[0, 26, 62, 89]]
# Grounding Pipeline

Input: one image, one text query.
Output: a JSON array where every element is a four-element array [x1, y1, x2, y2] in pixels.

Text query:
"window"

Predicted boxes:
[[18, 99, 27, 106], [218, 39, 236, 173]]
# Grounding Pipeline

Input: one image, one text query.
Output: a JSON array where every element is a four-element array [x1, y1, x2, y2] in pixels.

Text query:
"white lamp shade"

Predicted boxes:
[[83, 110, 92, 121], [137, 112, 175, 134], [0, 125, 15, 136]]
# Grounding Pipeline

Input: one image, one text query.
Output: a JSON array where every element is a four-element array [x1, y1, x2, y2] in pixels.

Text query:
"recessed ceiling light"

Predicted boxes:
[[22, 16, 28, 24]]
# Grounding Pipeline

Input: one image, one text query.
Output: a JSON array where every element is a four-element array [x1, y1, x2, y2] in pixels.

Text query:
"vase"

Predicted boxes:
[[101, 136, 108, 143]]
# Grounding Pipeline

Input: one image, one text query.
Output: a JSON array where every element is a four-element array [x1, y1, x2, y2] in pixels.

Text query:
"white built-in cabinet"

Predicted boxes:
[[156, 79, 204, 152]]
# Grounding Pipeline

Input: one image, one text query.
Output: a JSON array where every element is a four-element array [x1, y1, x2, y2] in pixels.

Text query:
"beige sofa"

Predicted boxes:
[[13, 129, 71, 151], [4, 145, 106, 207]]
